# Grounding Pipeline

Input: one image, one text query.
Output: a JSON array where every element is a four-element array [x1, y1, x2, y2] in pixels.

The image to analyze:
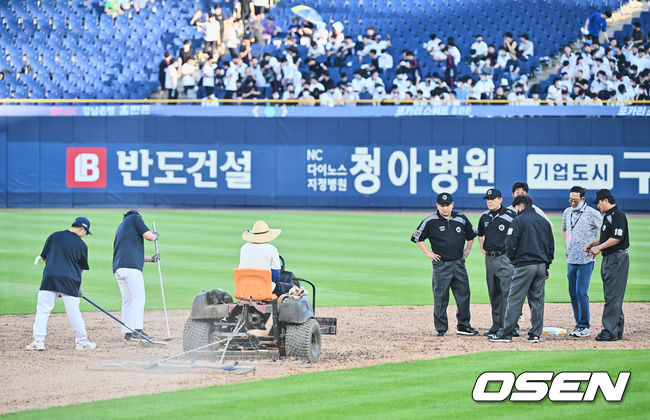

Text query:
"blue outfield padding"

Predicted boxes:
[[0, 114, 649, 211]]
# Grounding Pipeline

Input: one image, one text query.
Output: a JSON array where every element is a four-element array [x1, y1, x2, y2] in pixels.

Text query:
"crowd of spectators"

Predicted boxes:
[[154, 2, 650, 106]]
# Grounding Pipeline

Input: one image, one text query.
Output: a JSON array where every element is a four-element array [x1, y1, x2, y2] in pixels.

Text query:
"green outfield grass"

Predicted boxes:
[[4, 349, 648, 419], [1, 209, 648, 314]]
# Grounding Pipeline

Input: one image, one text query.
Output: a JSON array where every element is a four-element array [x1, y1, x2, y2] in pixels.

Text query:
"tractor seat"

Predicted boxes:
[[233, 268, 275, 301]]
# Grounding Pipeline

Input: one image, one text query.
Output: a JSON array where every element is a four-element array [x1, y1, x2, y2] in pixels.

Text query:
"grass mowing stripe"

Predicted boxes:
[[5, 349, 647, 419], [1, 210, 648, 314]]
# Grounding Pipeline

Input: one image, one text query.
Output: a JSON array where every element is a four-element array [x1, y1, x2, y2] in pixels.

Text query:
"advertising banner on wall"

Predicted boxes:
[[5, 141, 649, 210]]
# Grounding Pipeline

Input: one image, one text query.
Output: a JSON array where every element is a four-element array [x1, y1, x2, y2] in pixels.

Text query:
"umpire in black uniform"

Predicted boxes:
[[489, 195, 554, 343], [585, 189, 630, 341], [411, 193, 479, 337], [477, 188, 518, 336]]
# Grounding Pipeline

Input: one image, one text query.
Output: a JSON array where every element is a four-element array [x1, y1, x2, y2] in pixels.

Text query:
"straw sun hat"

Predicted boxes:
[[242, 220, 282, 243]]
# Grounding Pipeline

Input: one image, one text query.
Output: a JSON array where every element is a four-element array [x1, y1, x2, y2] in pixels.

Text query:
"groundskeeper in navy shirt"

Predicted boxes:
[[113, 214, 150, 272], [40, 230, 89, 297]]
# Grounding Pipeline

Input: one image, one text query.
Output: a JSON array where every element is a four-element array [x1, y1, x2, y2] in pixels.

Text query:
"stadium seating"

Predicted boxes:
[[0, 0, 632, 100]]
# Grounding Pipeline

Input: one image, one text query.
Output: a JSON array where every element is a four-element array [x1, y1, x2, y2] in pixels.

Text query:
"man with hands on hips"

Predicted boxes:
[[411, 193, 479, 337]]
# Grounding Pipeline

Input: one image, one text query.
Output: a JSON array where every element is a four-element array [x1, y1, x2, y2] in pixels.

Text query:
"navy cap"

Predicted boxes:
[[72, 217, 92, 235], [436, 193, 453, 204], [123, 209, 141, 218], [593, 189, 613, 204], [483, 188, 502, 199]]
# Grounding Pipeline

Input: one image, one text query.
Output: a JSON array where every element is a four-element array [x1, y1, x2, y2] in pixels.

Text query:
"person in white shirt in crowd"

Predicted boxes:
[[591, 57, 612, 79], [307, 40, 325, 58], [249, 57, 269, 99], [371, 83, 386, 105], [419, 75, 436, 99], [378, 49, 393, 74], [546, 77, 562, 103], [518, 34, 534, 60], [622, 39, 636, 63], [426, 33, 442, 57], [319, 86, 336, 107], [557, 87, 574, 105], [615, 84, 634, 104], [507, 83, 526, 105], [343, 85, 360, 106], [559, 71, 573, 92], [181, 58, 197, 98], [201, 56, 217, 99], [495, 47, 509, 70], [351, 71, 368, 93], [164, 58, 179, 101], [233, 55, 248, 79], [471, 34, 488, 58], [631, 47, 649, 73], [432, 42, 447, 62], [447, 37, 461, 65], [559, 60, 575, 81], [575, 56, 591, 80], [473, 71, 495, 99], [308, 77, 325, 94], [223, 60, 239, 100], [560, 44, 577, 67], [367, 70, 384, 94], [201, 14, 221, 57], [590, 70, 609, 95], [392, 72, 409, 94]]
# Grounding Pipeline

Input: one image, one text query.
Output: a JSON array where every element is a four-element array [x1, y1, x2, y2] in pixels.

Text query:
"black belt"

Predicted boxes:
[[486, 250, 505, 257], [603, 249, 627, 257]]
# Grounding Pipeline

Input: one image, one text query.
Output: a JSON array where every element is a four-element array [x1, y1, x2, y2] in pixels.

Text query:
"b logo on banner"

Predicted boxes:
[[66, 147, 107, 188]]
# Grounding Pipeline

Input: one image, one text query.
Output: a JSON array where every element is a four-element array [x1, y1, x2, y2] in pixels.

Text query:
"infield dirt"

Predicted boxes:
[[2, 302, 649, 414]]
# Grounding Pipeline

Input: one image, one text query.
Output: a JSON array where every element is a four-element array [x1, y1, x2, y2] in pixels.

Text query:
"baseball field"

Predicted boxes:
[[1, 208, 649, 418]]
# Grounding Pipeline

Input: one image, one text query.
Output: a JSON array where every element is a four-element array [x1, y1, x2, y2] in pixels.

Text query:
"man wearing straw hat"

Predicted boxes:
[[240, 220, 294, 295]]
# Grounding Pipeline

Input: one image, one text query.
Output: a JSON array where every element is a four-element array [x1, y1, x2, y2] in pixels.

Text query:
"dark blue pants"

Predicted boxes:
[[567, 261, 594, 328]]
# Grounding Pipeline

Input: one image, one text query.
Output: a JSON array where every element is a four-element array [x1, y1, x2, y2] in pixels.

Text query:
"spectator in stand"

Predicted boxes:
[[590, 70, 609, 96], [518, 34, 534, 60], [632, 21, 647, 47], [235, 0, 254, 21], [504, 32, 518, 57], [507, 83, 526, 104], [223, 18, 240, 58], [426, 34, 442, 57], [378, 49, 393, 75], [298, 89, 316, 106], [190, 9, 204, 28], [547, 77, 562, 103], [308, 40, 326, 58], [453, 78, 469, 100], [583, 11, 611, 44], [495, 47, 509, 70], [447, 37, 461, 66], [493, 86, 507, 103], [105, 0, 123, 17], [164, 58, 179, 101], [288, 17, 301, 42], [201, 14, 221, 58], [202, 56, 217, 99], [181, 58, 197, 98], [213, 6, 226, 45], [132, 0, 153, 14], [240, 68, 261, 99], [473, 71, 495, 99], [505, 51, 521, 83], [262, 16, 280, 44], [223, 60, 238, 100], [558, 87, 574, 105], [486, 44, 498, 63], [371, 83, 386, 105], [575, 56, 590, 80], [560, 44, 578, 67], [471, 34, 488, 59], [592, 56, 612, 79], [632, 48, 649, 73], [158, 51, 172, 98], [615, 83, 633, 104], [252, 0, 271, 16], [179, 40, 194, 66], [432, 42, 447, 62]]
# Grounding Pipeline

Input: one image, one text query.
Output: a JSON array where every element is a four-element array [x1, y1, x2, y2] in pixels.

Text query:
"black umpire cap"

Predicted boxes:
[[436, 193, 453, 204], [483, 188, 502, 199], [123, 209, 141, 218], [593, 189, 614, 204]]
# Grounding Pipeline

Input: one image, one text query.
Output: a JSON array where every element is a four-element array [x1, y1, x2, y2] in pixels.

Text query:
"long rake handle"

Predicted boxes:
[[152, 221, 171, 339], [82, 295, 154, 344]]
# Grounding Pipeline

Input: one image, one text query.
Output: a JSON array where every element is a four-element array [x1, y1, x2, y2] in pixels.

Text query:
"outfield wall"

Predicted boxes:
[[1, 111, 649, 210]]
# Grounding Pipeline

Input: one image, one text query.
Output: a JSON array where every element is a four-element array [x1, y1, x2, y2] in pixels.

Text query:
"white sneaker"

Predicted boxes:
[[570, 327, 591, 337], [26, 340, 45, 350], [75, 340, 96, 350]]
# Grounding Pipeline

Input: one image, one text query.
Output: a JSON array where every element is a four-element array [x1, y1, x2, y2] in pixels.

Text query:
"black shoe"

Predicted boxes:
[[436, 330, 447, 337], [527, 335, 540, 343], [124, 333, 139, 341], [456, 326, 479, 336], [488, 334, 511, 343], [513, 328, 520, 337], [483, 330, 498, 336], [595, 332, 618, 342]]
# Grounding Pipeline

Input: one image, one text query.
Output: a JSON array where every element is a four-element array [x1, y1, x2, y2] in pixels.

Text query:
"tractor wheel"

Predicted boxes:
[[286, 318, 321, 363], [182, 318, 213, 352]]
